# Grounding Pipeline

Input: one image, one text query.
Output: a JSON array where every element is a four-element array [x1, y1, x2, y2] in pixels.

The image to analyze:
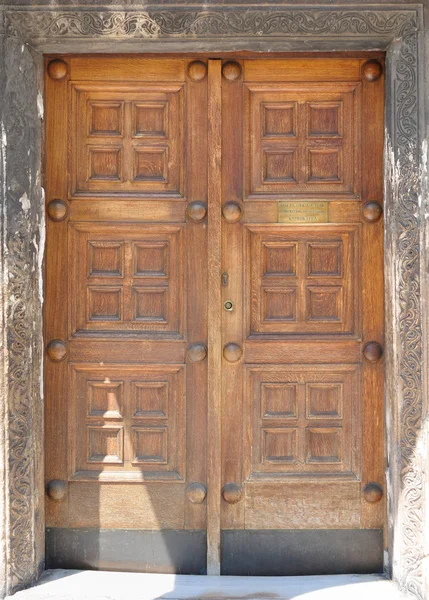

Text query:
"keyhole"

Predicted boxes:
[[224, 300, 234, 312]]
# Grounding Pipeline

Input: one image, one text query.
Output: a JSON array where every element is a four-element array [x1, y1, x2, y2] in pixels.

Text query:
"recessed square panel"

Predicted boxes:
[[88, 147, 122, 181], [262, 428, 297, 463], [87, 286, 122, 322], [132, 427, 168, 464], [308, 243, 342, 277], [87, 381, 123, 419], [306, 384, 343, 419], [308, 149, 341, 182], [87, 426, 123, 464], [306, 428, 342, 463], [133, 147, 168, 182], [261, 383, 298, 419], [133, 102, 168, 138], [88, 242, 124, 278], [89, 102, 123, 136], [263, 103, 297, 138], [307, 287, 342, 322], [263, 149, 297, 183], [308, 102, 342, 137], [132, 288, 167, 322], [133, 242, 168, 277], [263, 288, 297, 321], [132, 382, 168, 419], [263, 243, 297, 277]]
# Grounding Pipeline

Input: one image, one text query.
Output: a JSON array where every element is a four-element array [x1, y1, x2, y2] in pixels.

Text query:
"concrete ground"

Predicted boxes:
[[9, 571, 403, 600]]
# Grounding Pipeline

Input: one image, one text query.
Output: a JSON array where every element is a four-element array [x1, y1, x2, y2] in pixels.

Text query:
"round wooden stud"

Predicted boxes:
[[222, 482, 243, 504], [222, 202, 242, 223], [187, 201, 207, 223], [47, 199, 68, 222], [222, 62, 242, 82], [363, 341, 383, 363], [223, 342, 242, 363], [47, 339, 68, 362], [46, 479, 67, 501], [47, 59, 68, 80], [362, 60, 383, 82], [188, 61, 207, 82], [362, 201, 383, 223], [363, 482, 383, 503], [187, 343, 207, 363], [186, 482, 207, 504]]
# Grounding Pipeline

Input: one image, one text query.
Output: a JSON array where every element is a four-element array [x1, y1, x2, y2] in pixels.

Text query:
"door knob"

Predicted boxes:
[[363, 341, 383, 362], [186, 482, 207, 504], [222, 482, 243, 504], [187, 343, 207, 362], [47, 339, 67, 362], [187, 201, 207, 223], [46, 479, 67, 501], [223, 343, 242, 362], [363, 482, 383, 503]]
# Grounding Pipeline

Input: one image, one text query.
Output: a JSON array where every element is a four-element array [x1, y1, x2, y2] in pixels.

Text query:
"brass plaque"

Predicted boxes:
[[278, 201, 328, 223]]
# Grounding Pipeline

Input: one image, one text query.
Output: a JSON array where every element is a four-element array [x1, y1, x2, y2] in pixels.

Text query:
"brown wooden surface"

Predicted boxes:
[[45, 55, 385, 570], [221, 57, 384, 532], [45, 57, 209, 536]]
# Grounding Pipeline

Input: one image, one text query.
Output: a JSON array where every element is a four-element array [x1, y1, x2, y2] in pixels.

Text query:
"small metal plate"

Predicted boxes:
[[278, 201, 328, 224]]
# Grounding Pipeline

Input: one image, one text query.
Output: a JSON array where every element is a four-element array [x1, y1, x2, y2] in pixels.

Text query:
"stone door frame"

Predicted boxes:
[[0, 3, 428, 599]]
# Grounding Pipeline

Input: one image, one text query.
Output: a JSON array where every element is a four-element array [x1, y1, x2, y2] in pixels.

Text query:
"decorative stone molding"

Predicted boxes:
[[0, 4, 426, 600], [4, 8, 419, 41]]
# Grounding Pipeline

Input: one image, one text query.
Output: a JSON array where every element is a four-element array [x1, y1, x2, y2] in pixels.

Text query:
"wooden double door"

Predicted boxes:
[[45, 55, 385, 575]]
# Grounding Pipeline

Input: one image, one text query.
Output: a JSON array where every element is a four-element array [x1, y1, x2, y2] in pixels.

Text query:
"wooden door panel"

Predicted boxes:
[[71, 84, 184, 198], [244, 365, 360, 478], [69, 223, 184, 337], [221, 57, 384, 548], [45, 56, 209, 562], [245, 83, 360, 199], [246, 224, 360, 337], [69, 365, 185, 482]]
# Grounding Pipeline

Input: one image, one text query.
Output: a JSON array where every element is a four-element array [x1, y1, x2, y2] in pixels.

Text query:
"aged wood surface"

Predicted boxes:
[[45, 54, 384, 574]]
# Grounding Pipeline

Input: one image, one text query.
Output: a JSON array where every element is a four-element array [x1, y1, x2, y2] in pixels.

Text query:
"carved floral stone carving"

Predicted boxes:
[[0, 5, 425, 600], [5, 9, 418, 40]]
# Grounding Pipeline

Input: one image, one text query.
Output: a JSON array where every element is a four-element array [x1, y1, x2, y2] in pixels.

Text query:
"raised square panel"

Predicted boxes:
[[133, 147, 168, 182], [88, 147, 122, 181], [87, 381, 123, 419], [306, 428, 342, 463], [307, 287, 342, 322], [87, 286, 123, 322], [263, 288, 297, 321], [133, 102, 168, 138], [263, 103, 297, 138], [89, 102, 123, 136], [308, 102, 342, 137], [132, 427, 168, 464], [132, 288, 167, 322], [261, 383, 297, 419], [262, 428, 297, 463], [306, 384, 343, 419], [88, 242, 124, 278], [87, 426, 123, 464], [308, 149, 341, 182], [263, 149, 297, 183], [308, 243, 342, 277], [133, 242, 168, 278], [263, 243, 297, 277], [131, 382, 168, 419]]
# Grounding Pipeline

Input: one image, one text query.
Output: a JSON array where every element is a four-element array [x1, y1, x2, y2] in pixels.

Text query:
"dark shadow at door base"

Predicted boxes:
[[221, 529, 383, 576], [46, 529, 207, 575]]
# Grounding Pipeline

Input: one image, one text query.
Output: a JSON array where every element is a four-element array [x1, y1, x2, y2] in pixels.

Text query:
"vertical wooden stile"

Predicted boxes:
[[206, 59, 222, 575]]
